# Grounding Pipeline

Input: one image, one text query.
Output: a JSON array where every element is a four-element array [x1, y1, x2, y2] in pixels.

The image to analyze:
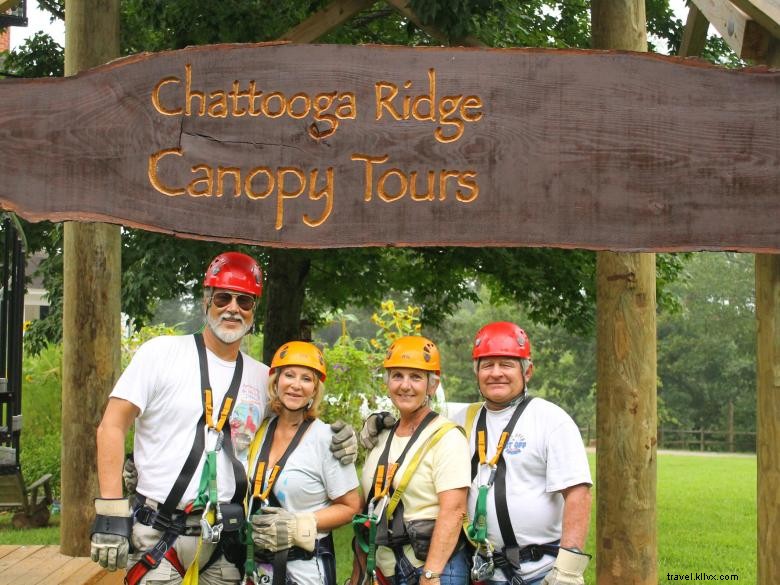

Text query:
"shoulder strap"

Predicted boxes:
[[386, 422, 465, 519], [464, 402, 484, 441], [489, 396, 535, 548], [160, 334, 245, 516]]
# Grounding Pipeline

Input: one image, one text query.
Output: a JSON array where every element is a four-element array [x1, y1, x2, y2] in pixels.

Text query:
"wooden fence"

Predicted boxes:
[[579, 426, 756, 453]]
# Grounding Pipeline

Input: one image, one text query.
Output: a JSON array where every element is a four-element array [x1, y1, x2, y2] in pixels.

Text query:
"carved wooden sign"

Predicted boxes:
[[1, 42, 778, 251]]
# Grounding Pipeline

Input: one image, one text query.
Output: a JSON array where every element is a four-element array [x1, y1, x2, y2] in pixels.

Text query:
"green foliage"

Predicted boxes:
[[19, 343, 62, 499], [122, 322, 184, 367], [319, 300, 423, 445], [657, 253, 756, 442], [2, 32, 63, 77]]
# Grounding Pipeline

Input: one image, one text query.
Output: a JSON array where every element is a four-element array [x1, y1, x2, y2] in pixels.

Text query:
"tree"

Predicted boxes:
[[657, 252, 756, 445]]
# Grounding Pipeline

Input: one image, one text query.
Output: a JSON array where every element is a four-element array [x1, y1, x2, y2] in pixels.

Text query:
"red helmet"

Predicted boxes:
[[472, 321, 531, 360], [203, 252, 263, 297]]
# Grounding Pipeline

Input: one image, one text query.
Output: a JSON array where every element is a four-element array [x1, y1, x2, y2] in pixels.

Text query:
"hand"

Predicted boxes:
[[330, 420, 358, 465], [122, 453, 138, 495], [90, 498, 132, 571], [541, 548, 590, 585], [251, 506, 317, 553], [358, 411, 396, 450]]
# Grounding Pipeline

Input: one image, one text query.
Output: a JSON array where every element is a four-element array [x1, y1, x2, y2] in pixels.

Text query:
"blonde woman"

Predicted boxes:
[[246, 341, 361, 585]]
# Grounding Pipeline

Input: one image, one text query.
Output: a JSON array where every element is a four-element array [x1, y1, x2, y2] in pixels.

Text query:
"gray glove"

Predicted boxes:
[[330, 420, 358, 465], [122, 453, 138, 495], [90, 498, 132, 571], [541, 548, 590, 585], [359, 411, 396, 449], [251, 506, 317, 553]]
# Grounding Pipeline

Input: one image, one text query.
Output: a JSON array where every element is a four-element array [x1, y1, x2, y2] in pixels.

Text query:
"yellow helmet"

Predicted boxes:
[[270, 341, 327, 381], [383, 336, 441, 373]]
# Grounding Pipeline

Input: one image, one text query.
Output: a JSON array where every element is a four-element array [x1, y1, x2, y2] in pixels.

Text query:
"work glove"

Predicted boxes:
[[541, 547, 590, 585], [359, 411, 396, 450], [330, 420, 358, 465], [122, 453, 138, 495], [251, 506, 317, 553], [90, 498, 132, 571]]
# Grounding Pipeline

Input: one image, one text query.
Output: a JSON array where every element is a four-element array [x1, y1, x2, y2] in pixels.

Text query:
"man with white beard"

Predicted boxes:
[[90, 252, 357, 585]]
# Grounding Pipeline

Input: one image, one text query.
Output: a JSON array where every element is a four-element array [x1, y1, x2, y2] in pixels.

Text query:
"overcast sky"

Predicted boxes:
[[11, 0, 698, 54]]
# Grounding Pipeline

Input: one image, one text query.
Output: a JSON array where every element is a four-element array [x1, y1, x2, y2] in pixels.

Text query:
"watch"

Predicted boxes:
[[422, 570, 441, 580]]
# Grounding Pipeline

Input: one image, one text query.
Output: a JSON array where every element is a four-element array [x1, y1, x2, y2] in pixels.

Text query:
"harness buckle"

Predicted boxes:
[[199, 500, 220, 543]]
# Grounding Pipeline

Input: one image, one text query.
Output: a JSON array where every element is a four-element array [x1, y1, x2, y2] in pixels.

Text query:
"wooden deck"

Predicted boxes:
[[0, 545, 125, 585]]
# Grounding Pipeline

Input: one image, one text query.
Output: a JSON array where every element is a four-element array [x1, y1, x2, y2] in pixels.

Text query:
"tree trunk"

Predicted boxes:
[[262, 249, 311, 364], [592, 2, 657, 583], [61, 0, 121, 557]]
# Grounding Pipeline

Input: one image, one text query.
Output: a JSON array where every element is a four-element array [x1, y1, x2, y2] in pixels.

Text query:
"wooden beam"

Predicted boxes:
[[384, 0, 486, 47], [691, 0, 772, 60], [730, 0, 780, 40], [279, 0, 375, 43], [0, 0, 20, 13], [60, 0, 121, 558], [679, 3, 710, 57]]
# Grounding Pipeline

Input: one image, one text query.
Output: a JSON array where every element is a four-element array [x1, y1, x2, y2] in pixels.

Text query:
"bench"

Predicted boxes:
[[0, 465, 53, 528]]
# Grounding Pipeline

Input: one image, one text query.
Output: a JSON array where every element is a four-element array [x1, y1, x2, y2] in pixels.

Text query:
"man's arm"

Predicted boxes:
[[559, 483, 592, 550], [96, 397, 139, 498]]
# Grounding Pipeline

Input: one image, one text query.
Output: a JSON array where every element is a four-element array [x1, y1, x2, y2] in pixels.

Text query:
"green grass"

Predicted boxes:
[[1, 454, 756, 583]]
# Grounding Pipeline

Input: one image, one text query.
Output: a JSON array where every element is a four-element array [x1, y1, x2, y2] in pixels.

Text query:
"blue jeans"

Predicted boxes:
[[393, 548, 470, 585]]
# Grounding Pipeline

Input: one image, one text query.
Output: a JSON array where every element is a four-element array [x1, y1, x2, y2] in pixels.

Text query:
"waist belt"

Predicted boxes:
[[255, 545, 315, 563], [134, 495, 203, 536], [494, 542, 560, 567]]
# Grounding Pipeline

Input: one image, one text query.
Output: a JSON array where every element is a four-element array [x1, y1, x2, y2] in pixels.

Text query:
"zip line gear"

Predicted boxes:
[[125, 333, 246, 585], [204, 252, 263, 297], [383, 336, 441, 374], [329, 420, 359, 465], [90, 497, 132, 572], [359, 412, 397, 450], [270, 341, 327, 381], [244, 415, 316, 585], [354, 413, 464, 585]]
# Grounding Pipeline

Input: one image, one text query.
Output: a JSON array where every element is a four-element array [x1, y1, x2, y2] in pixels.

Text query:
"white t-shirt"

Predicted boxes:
[[360, 415, 471, 576], [111, 334, 268, 506], [251, 418, 359, 585], [451, 397, 591, 580]]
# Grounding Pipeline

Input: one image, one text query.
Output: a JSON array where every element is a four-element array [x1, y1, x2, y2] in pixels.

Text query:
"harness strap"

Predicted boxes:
[[468, 396, 535, 549], [244, 416, 315, 583], [370, 411, 439, 502], [124, 515, 187, 585]]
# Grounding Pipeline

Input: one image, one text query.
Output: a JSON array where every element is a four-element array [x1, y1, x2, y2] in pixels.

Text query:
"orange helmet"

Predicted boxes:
[[270, 341, 327, 381], [383, 336, 441, 374], [472, 322, 531, 360], [203, 252, 263, 297]]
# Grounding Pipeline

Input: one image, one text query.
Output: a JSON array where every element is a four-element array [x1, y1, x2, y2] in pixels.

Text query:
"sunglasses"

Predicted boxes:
[[211, 291, 256, 311]]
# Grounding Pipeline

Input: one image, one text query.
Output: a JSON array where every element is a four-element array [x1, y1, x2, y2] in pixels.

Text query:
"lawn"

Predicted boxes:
[[1, 453, 757, 583]]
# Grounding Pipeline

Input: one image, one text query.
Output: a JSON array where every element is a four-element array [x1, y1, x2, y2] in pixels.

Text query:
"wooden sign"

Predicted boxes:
[[1, 42, 778, 251]]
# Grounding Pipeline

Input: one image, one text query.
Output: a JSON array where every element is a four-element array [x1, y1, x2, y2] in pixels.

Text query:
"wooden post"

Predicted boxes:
[[756, 39, 779, 585], [756, 254, 780, 584], [61, 0, 121, 557], [592, 2, 657, 583]]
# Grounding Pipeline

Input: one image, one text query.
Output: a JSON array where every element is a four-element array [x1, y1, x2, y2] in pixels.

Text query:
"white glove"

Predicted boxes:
[[122, 454, 138, 495], [330, 420, 358, 465], [251, 506, 317, 552], [359, 411, 396, 449], [90, 498, 132, 571], [541, 548, 590, 585]]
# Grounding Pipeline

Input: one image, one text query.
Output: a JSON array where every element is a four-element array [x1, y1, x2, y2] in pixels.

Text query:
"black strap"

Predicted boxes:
[[370, 410, 440, 503], [471, 396, 535, 548], [193, 332, 247, 504], [249, 416, 314, 512]]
